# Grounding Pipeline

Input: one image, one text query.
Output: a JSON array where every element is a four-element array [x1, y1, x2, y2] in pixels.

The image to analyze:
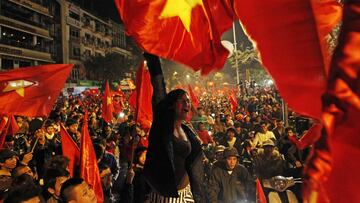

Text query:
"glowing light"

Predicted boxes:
[[119, 112, 125, 118]]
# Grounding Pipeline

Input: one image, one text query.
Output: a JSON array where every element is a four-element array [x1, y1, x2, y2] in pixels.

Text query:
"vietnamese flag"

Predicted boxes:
[[0, 64, 73, 117], [135, 62, 153, 130], [60, 124, 80, 177], [80, 112, 104, 202], [115, 0, 235, 75], [101, 81, 114, 123]]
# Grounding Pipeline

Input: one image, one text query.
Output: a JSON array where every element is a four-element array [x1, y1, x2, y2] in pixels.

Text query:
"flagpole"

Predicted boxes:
[[232, 22, 240, 86]]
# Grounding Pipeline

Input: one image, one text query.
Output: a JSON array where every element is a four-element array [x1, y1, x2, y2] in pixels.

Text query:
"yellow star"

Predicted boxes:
[[107, 96, 112, 105], [159, 0, 203, 32], [2, 80, 34, 97]]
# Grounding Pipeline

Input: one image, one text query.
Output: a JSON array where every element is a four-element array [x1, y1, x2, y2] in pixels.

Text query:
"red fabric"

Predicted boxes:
[[80, 112, 104, 203], [128, 90, 137, 109], [289, 123, 323, 150], [188, 85, 199, 109], [0, 64, 73, 117], [0, 115, 18, 148], [256, 178, 267, 203], [319, 2, 360, 202], [101, 81, 114, 123], [60, 124, 80, 177], [234, 0, 326, 120], [114, 0, 234, 74], [135, 62, 153, 130], [197, 130, 213, 145], [229, 93, 238, 113]]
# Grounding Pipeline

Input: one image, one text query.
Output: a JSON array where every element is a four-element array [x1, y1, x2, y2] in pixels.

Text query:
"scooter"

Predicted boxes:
[[262, 176, 302, 203]]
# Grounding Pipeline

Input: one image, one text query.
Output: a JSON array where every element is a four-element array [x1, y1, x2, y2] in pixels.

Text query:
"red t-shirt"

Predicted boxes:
[[197, 130, 213, 145]]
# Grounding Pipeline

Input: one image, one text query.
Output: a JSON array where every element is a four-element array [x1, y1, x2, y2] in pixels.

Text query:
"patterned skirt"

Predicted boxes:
[[146, 184, 195, 203]]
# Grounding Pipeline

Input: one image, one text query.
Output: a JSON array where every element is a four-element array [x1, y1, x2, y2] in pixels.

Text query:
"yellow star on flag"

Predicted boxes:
[[107, 96, 112, 105], [159, 0, 203, 32], [2, 80, 34, 97]]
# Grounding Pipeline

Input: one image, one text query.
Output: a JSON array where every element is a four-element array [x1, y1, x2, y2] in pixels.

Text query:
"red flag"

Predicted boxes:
[[234, 0, 326, 120], [135, 62, 153, 130], [188, 85, 199, 109], [60, 124, 80, 177], [101, 81, 114, 123], [0, 115, 18, 148], [256, 178, 267, 203], [0, 64, 73, 117], [115, 0, 235, 74], [229, 93, 238, 113], [80, 112, 104, 202]]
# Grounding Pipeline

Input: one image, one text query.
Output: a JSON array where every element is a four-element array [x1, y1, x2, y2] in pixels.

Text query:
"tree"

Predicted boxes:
[[228, 45, 259, 82], [84, 53, 141, 81]]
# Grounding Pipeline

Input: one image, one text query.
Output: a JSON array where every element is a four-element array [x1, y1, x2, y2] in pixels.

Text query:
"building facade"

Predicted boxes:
[[1, 0, 136, 82], [55, 0, 135, 81], [0, 0, 55, 69]]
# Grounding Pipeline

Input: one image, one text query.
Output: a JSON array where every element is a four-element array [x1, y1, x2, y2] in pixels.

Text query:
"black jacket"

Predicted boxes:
[[143, 54, 205, 202], [208, 161, 254, 203]]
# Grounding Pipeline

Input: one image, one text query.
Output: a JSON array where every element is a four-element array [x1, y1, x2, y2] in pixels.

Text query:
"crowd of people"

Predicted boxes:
[[0, 56, 312, 203]]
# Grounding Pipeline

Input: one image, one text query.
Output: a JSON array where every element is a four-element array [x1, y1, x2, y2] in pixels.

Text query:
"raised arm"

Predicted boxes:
[[143, 53, 167, 111]]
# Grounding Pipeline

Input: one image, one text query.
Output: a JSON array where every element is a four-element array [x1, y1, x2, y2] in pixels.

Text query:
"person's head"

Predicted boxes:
[[197, 107, 205, 116], [60, 178, 97, 203], [0, 149, 18, 170], [12, 165, 34, 179], [223, 147, 239, 170], [226, 127, 236, 140], [66, 119, 79, 134], [165, 89, 190, 121], [134, 147, 147, 166], [44, 168, 70, 200], [5, 175, 43, 203], [234, 122, 242, 134], [244, 115, 251, 122], [4, 135, 14, 150], [214, 145, 225, 161], [285, 127, 294, 136], [260, 121, 269, 133], [262, 140, 276, 156], [47, 155, 70, 172], [198, 122, 206, 131], [93, 143, 105, 162], [44, 120, 56, 135]]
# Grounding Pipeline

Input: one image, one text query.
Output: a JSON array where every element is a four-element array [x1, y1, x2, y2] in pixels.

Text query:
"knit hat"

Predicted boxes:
[[223, 147, 239, 158]]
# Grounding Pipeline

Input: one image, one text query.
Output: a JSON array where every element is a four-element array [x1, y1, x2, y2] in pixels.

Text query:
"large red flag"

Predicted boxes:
[[188, 85, 199, 109], [0, 64, 73, 117], [80, 112, 104, 202], [234, 0, 327, 120], [115, 0, 235, 74], [135, 62, 153, 130], [101, 81, 114, 123], [60, 124, 80, 177]]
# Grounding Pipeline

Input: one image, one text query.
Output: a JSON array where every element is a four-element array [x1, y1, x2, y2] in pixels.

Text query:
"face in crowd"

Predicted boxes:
[[174, 93, 191, 121], [226, 156, 238, 171]]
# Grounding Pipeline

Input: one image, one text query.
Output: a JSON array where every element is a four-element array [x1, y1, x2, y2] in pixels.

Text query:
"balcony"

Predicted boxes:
[[0, 40, 53, 62], [9, 0, 52, 17], [66, 17, 82, 28], [0, 15, 51, 39]]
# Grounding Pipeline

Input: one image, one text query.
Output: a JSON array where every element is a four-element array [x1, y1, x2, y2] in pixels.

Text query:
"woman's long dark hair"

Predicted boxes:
[[152, 89, 188, 141]]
